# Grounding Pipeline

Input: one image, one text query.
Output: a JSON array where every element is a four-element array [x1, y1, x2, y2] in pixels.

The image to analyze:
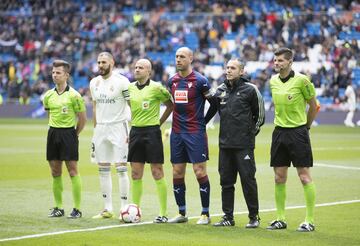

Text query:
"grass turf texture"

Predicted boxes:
[[0, 119, 359, 245]]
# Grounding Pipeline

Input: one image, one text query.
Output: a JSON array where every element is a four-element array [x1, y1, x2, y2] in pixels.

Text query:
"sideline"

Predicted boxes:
[[314, 162, 360, 170], [1, 199, 359, 242]]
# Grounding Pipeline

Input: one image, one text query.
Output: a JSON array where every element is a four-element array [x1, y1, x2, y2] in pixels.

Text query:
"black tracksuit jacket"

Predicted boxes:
[[215, 77, 265, 149]]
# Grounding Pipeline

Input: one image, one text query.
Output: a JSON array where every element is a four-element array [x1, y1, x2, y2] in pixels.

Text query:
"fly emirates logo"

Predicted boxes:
[[96, 93, 115, 104], [174, 90, 188, 104]]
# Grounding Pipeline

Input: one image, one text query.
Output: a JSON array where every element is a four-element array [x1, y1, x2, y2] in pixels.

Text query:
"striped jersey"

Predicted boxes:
[[168, 71, 211, 133]]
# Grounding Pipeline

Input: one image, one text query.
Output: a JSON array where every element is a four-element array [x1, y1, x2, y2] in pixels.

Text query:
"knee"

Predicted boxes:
[[221, 183, 235, 190], [194, 167, 206, 179], [68, 166, 78, 177], [131, 169, 142, 180], [68, 170, 78, 177], [298, 173, 312, 185], [275, 174, 287, 184], [50, 167, 62, 177], [151, 167, 164, 180], [172, 166, 185, 178], [51, 170, 62, 177]]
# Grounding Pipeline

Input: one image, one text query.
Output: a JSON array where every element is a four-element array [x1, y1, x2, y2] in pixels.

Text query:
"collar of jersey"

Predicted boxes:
[[55, 85, 70, 95], [136, 79, 150, 90], [279, 70, 295, 83]]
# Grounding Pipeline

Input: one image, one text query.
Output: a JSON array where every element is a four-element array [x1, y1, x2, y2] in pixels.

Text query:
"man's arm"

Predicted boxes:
[[204, 96, 218, 124], [92, 101, 97, 128], [160, 100, 173, 126], [250, 87, 265, 135], [76, 111, 87, 136], [306, 97, 317, 129]]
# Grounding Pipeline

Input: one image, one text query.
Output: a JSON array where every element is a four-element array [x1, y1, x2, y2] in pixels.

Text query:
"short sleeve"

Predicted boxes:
[[156, 84, 172, 103], [301, 75, 316, 101], [72, 92, 86, 113], [89, 78, 96, 101], [121, 78, 130, 101], [43, 90, 50, 110]]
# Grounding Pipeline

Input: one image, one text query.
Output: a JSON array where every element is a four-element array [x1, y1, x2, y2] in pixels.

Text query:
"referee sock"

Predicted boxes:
[[116, 165, 129, 209], [155, 178, 168, 217], [71, 175, 82, 210], [303, 182, 316, 224], [132, 179, 143, 206], [99, 166, 113, 212], [197, 175, 210, 216], [275, 183, 286, 221], [173, 178, 186, 216], [52, 176, 63, 209]]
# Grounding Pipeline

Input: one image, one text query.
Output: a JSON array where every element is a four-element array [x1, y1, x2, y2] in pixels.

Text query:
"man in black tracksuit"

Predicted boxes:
[[212, 59, 265, 228]]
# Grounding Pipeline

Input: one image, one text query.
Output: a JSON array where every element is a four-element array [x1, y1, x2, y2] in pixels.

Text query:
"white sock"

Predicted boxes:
[[116, 165, 129, 209], [345, 111, 354, 123], [99, 166, 113, 212]]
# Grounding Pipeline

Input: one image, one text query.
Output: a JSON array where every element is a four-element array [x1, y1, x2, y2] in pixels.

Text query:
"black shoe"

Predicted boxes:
[[153, 216, 168, 223], [246, 216, 260, 228], [297, 222, 315, 232], [267, 220, 287, 230], [67, 208, 82, 219], [213, 215, 235, 227], [48, 207, 65, 217]]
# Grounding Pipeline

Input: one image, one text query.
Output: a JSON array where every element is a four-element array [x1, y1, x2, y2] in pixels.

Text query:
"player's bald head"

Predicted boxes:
[[136, 58, 152, 71], [134, 58, 152, 82], [176, 47, 193, 58]]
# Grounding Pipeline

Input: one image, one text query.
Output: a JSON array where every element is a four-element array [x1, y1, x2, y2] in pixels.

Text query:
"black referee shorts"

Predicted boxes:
[[128, 125, 164, 164], [270, 125, 313, 167], [46, 127, 79, 161]]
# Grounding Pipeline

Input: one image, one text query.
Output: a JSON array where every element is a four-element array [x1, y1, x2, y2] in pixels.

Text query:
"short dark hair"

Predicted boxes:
[[274, 48, 294, 60], [52, 59, 71, 73], [230, 58, 245, 70]]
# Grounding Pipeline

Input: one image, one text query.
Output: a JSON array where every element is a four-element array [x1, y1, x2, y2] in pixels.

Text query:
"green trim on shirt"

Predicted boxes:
[[129, 80, 171, 127], [43, 85, 86, 128], [270, 72, 316, 128]]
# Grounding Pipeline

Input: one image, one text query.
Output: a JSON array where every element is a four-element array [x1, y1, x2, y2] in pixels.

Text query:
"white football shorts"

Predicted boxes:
[[91, 121, 129, 164]]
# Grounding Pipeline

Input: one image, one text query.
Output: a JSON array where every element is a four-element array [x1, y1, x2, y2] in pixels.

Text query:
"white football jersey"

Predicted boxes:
[[345, 85, 356, 110], [90, 72, 130, 123]]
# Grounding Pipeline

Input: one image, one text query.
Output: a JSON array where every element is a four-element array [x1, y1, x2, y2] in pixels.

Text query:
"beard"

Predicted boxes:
[[99, 66, 111, 76]]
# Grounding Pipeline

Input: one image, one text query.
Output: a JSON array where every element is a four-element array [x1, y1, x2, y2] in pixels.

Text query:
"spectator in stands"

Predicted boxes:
[[1, 0, 360, 108]]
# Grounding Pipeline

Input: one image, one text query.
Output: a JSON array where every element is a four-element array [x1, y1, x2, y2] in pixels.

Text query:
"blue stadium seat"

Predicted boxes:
[[338, 88, 345, 97], [306, 23, 321, 36], [74, 76, 89, 89]]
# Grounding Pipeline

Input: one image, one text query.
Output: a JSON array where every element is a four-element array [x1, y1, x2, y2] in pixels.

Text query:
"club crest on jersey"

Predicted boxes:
[[288, 94, 293, 100], [188, 82, 192, 88], [174, 90, 188, 104], [142, 101, 150, 110], [110, 86, 114, 92], [61, 106, 68, 114]]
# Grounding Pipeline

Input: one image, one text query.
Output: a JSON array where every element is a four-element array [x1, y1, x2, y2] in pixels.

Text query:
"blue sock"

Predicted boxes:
[[173, 178, 186, 216], [198, 175, 210, 216]]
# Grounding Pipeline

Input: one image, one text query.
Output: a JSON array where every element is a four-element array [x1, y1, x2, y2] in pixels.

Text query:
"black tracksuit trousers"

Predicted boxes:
[[218, 148, 259, 219]]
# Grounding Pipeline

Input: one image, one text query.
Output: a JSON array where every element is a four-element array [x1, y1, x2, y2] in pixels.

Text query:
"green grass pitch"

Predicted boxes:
[[0, 118, 359, 245]]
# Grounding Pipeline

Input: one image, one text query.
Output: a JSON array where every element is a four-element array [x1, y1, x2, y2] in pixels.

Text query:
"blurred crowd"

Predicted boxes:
[[0, 0, 359, 107]]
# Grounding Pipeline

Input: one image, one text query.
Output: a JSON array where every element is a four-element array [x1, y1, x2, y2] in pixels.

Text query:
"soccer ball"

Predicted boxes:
[[120, 204, 141, 223]]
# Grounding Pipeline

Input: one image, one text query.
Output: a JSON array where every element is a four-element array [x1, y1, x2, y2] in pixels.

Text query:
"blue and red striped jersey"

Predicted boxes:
[[168, 71, 211, 133]]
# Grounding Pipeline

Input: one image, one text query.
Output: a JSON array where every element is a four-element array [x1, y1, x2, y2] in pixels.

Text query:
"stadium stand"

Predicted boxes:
[[0, 0, 359, 110]]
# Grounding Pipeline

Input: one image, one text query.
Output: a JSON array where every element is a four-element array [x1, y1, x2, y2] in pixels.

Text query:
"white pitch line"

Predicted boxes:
[[313, 147, 360, 151], [314, 163, 360, 170], [1, 199, 360, 243]]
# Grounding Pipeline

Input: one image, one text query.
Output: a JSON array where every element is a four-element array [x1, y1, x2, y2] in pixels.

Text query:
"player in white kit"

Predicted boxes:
[[90, 52, 130, 219], [343, 81, 356, 127]]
